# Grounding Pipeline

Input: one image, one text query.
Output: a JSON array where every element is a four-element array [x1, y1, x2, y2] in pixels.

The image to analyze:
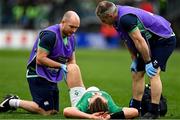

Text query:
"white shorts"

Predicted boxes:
[[69, 86, 100, 107]]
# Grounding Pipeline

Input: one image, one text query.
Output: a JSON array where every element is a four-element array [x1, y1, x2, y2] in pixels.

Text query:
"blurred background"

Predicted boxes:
[[0, 0, 180, 50]]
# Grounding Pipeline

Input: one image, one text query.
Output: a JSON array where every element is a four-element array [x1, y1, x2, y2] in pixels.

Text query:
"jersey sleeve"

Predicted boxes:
[[120, 14, 138, 33], [75, 92, 91, 113], [102, 91, 122, 113], [76, 98, 89, 113], [38, 30, 56, 53]]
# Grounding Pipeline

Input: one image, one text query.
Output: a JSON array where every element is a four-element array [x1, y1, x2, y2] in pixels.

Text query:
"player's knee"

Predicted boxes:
[[45, 110, 58, 116], [149, 68, 161, 80], [67, 64, 80, 72], [132, 72, 144, 81], [39, 109, 58, 116]]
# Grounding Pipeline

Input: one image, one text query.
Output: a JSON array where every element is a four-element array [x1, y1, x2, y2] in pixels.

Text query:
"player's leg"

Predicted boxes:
[[130, 71, 145, 115], [25, 77, 59, 115], [142, 36, 176, 119], [0, 94, 56, 115], [66, 64, 86, 107], [66, 64, 84, 88], [129, 57, 145, 115], [20, 100, 58, 115], [142, 68, 161, 119], [132, 71, 145, 101], [149, 36, 176, 104], [150, 68, 162, 104], [12, 99, 57, 115]]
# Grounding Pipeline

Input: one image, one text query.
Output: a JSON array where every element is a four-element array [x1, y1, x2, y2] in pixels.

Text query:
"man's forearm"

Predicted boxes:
[[135, 40, 151, 62], [129, 28, 151, 63], [36, 57, 61, 68], [124, 43, 137, 60], [64, 107, 92, 119]]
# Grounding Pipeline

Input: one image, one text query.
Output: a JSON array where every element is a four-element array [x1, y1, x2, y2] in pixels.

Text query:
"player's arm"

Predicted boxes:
[[104, 107, 138, 119], [101, 93, 125, 119], [105, 93, 121, 114], [36, 49, 62, 68], [63, 107, 101, 119], [36, 31, 64, 68], [120, 14, 151, 62], [124, 43, 137, 60], [129, 28, 151, 62], [103, 92, 138, 119]]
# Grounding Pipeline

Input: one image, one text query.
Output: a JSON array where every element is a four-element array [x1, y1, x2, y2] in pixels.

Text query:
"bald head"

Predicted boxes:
[[61, 11, 80, 37], [62, 11, 80, 24]]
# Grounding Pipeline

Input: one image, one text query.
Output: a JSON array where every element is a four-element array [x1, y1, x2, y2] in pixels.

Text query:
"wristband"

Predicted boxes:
[[110, 111, 125, 119]]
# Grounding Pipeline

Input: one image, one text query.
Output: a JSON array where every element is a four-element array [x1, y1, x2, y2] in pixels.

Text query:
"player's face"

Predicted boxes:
[[62, 19, 80, 37]]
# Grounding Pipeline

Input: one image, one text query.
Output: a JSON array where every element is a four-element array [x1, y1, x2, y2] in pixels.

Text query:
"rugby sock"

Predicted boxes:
[[149, 103, 159, 115], [129, 99, 141, 110], [9, 99, 21, 108], [129, 99, 141, 115]]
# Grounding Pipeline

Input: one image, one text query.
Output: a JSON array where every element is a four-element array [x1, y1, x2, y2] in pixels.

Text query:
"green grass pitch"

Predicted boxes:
[[0, 49, 180, 119]]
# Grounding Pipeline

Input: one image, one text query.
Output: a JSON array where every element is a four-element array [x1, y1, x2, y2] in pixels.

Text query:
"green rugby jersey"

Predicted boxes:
[[76, 91, 122, 113]]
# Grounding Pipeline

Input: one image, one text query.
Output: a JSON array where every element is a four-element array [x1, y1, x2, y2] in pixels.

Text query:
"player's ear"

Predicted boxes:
[[61, 20, 66, 24]]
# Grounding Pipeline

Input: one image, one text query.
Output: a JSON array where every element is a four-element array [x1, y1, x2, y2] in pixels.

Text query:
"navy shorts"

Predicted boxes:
[[27, 77, 59, 111], [136, 36, 176, 72]]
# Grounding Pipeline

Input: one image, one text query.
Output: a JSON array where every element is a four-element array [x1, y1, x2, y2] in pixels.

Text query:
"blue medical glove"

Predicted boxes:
[[145, 61, 158, 77], [130, 59, 137, 72], [61, 64, 68, 79]]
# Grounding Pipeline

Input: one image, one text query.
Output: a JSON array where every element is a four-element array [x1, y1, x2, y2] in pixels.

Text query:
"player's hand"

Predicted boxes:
[[61, 64, 68, 79], [61, 64, 67, 73], [145, 61, 157, 77], [92, 112, 104, 116], [101, 112, 111, 119], [102, 114, 111, 119], [90, 112, 102, 119], [130, 59, 137, 72], [90, 112, 104, 119]]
